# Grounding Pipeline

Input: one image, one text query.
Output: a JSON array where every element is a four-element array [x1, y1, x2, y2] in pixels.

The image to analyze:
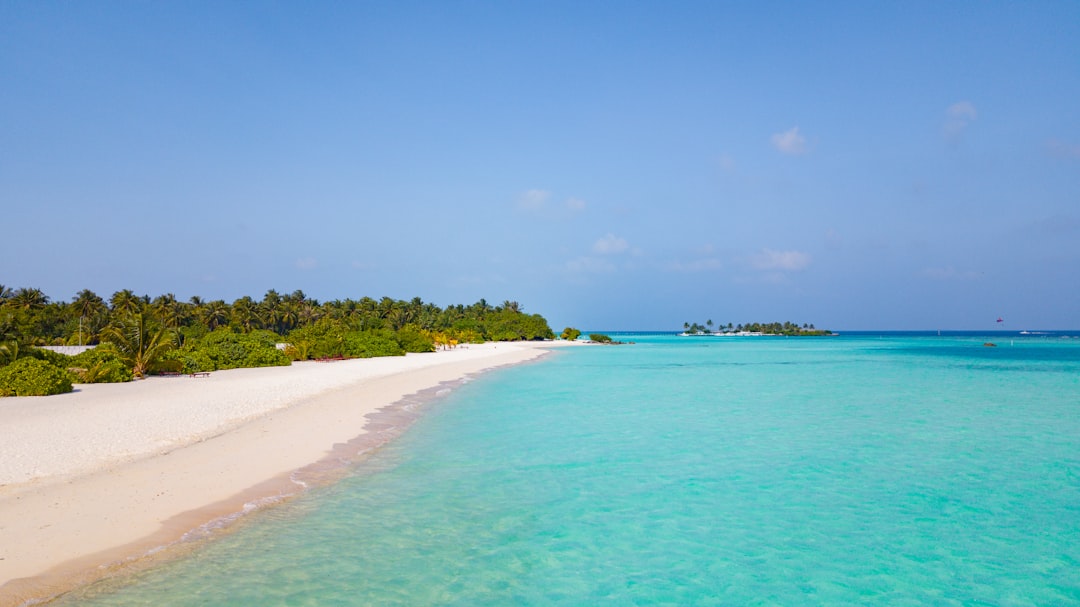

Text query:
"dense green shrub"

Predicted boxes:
[[165, 329, 290, 372], [0, 357, 74, 396], [484, 311, 554, 341], [589, 333, 613, 343], [162, 349, 215, 374], [69, 345, 134, 383], [285, 320, 347, 360], [244, 346, 291, 367], [560, 327, 582, 341], [396, 326, 435, 353], [451, 319, 484, 339], [343, 330, 405, 358]]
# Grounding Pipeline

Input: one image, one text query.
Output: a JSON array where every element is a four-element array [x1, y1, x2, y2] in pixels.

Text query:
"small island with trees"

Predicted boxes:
[[681, 320, 833, 336]]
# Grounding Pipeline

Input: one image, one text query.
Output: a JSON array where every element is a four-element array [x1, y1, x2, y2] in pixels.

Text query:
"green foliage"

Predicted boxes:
[[3, 287, 559, 370], [560, 327, 582, 341], [285, 319, 348, 360], [0, 357, 73, 396], [396, 326, 435, 353], [450, 319, 484, 339], [344, 330, 405, 358], [168, 329, 291, 372], [589, 333, 613, 343], [243, 345, 290, 368], [484, 310, 554, 341], [69, 345, 134, 383], [163, 349, 215, 374], [102, 312, 175, 378], [176, 323, 210, 346], [684, 320, 831, 336]]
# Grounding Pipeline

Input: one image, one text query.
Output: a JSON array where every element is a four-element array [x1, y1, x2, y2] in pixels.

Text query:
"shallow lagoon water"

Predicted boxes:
[[62, 334, 1080, 605]]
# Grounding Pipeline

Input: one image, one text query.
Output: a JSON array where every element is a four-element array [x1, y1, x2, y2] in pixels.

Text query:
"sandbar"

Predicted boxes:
[[0, 341, 574, 606]]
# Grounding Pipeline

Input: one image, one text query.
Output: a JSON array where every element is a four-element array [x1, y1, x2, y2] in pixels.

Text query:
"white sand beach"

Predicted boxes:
[[0, 341, 571, 606]]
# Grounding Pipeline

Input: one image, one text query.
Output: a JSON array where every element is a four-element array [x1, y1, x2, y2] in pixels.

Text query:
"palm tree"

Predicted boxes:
[[473, 298, 493, 317], [276, 301, 299, 333], [377, 296, 398, 319], [110, 290, 143, 317], [0, 284, 13, 301], [231, 296, 262, 331], [73, 289, 107, 319], [202, 300, 231, 331], [11, 287, 48, 310], [707, 319, 714, 332], [72, 289, 108, 345], [300, 301, 322, 326], [151, 293, 186, 330], [102, 312, 174, 378], [0, 315, 20, 364]]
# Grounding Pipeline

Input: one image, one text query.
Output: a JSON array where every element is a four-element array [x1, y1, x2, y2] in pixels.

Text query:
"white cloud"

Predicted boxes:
[[593, 233, 629, 255], [771, 127, 806, 155], [749, 248, 811, 271], [947, 101, 977, 121], [945, 101, 977, 138], [565, 197, 587, 212], [518, 189, 550, 210], [566, 256, 616, 273], [295, 257, 317, 270]]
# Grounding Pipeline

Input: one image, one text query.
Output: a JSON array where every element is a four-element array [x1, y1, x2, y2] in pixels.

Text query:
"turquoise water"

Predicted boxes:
[[62, 334, 1080, 605]]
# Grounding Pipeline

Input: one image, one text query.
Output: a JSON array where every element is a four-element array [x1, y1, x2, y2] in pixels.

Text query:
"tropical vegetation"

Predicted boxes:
[[0, 286, 555, 396], [681, 320, 832, 336]]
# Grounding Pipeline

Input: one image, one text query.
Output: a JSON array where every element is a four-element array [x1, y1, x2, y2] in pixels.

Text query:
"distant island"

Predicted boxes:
[[681, 320, 833, 336]]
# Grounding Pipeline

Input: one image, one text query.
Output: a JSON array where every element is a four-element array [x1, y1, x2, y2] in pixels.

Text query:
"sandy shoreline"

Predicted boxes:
[[0, 341, 574, 606]]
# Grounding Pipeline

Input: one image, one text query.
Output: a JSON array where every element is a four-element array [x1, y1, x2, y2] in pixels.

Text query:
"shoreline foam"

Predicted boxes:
[[0, 341, 574, 606]]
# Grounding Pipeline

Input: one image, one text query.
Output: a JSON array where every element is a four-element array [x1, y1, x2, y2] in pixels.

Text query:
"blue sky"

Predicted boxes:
[[2, 2, 1078, 330]]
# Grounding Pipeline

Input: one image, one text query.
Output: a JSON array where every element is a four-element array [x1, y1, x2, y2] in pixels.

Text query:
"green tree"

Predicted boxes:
[[202, 300, 231, 331], [230, 295, 263, 331], [109, 289, 145, 317], [102, 312, 175, 378], [10, 287, 48, 311]]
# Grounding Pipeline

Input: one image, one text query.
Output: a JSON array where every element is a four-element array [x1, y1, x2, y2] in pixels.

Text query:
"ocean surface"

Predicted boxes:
[[60, 333, 1080, 606]]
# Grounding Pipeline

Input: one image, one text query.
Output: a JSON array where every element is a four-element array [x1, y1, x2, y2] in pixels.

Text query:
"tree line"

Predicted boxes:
[[0, 285, 555, 395], [681, 320, 831, 335]]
